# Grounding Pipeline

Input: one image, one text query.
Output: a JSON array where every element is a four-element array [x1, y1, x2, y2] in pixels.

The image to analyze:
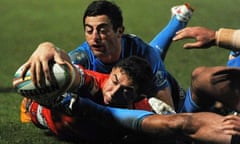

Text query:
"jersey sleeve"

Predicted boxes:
[[68, 42, 92, 69], [141, 39, 170, 92], [73, 64, 109, 97]]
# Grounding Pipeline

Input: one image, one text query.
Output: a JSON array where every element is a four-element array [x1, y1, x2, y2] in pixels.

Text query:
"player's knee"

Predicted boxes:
[[191, 66, 211, 94], [191, 67, 215, 108], [191, 66, 208, 83]]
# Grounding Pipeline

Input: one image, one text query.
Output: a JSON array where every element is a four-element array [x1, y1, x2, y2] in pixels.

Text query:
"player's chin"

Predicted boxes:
[[92, 50, 105, 57], [103, 96, 111, 105]]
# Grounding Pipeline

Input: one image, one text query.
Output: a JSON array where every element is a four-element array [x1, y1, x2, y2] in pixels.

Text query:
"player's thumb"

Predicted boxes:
[[54, 54, 65, 64], [183, 42, 199, 49], [54, 49, 71, 65]]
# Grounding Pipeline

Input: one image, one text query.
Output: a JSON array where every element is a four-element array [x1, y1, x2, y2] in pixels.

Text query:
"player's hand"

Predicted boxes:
[[222, 114, 240, 135], [21, 42, 65, 88], [173, 26, 216, 49]]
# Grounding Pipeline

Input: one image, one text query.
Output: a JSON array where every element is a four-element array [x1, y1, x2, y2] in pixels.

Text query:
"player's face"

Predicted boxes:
[[102, 67, 136, 107], [84, 15, 123, 64]]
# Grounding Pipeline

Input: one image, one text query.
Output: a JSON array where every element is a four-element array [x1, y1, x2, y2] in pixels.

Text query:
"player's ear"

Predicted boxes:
[[119, 26, 124, 34], [117, 26, 124, 37]]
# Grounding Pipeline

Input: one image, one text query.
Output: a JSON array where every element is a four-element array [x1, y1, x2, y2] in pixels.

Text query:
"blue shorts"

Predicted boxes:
[[227, 53, 240, 67]]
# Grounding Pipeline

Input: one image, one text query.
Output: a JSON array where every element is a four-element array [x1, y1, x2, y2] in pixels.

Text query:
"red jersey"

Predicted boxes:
[[21, 66, 152, 140]]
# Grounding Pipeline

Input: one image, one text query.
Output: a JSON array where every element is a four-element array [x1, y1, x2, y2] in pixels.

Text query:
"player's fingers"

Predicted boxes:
[[222, 125, 240, 135], [223, 122, 240, 131], [173, 33, 195, 42], [183, 41, 204, 49], [183, 43, 197, 49], [54, 49, 65, 65], [173, 33, 186, 41], [223, 130, 240, 136], [222, 117, 240, 135], [54, 56, 65, 65], [41, 60, 52, 82], [29, 62, 37, 88], [21, 62, 31, 79], [223, 115, 240, 122], [35, 61, 44, 88], [172, 35, 181, 41], [175, 29, 184, 34], [173, 28, 194, 41], [175, 28, 190, 35]]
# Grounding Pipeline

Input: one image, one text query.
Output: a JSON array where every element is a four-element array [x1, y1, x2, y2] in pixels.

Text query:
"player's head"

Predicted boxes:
[[114, 56, 154, 95], [83, 0, 123, 32], [83, 0, 125, 64], [102, 56, 154, 107]]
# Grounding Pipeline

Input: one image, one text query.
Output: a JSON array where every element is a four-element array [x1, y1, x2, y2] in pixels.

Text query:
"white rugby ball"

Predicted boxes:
[[13, 62, 75, 107]]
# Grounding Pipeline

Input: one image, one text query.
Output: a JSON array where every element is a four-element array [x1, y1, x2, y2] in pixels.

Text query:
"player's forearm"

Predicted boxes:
[[216, 28, 240, 50], [140, 114, 187, 137], [141, 113, 233, 144]]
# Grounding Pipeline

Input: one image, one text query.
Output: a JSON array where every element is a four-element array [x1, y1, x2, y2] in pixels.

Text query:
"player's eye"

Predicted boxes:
[[110, 74, 119, 85], [98, 28, 107, 35], [85, 26, 93, 35]]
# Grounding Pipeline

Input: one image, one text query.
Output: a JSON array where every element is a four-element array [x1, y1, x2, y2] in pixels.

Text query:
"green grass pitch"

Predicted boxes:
[[0, 0, 239, 143]]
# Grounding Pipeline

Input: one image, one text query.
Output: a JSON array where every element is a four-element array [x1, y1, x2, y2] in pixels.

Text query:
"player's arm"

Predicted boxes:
[[142, 112, 240, 144], [173, 26, 216, 49], [144, 45, 175, 110], [72, 97, 240, 143], [173, 26, 240, 51]]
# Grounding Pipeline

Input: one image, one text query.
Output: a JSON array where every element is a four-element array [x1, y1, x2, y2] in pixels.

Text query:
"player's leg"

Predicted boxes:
[[25, 101, 60, 134], [190, 66, 240, 112], [149, 3, 194, 60], [20, 98, 32, 123]]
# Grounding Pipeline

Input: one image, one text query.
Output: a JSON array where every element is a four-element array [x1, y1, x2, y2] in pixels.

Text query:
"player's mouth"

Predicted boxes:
[[91, 44, 104, 52]]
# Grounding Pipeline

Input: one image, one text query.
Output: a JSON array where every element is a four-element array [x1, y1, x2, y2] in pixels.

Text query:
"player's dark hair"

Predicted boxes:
[[114, 56, 154, 98], [83, 0, 123, 32]]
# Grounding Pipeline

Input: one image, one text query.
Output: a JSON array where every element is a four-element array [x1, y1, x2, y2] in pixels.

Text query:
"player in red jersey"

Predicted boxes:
[[20, 56, 240, 144]]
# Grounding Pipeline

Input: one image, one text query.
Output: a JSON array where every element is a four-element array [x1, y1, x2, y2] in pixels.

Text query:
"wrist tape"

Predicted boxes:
[[216, 28, 240, 50]]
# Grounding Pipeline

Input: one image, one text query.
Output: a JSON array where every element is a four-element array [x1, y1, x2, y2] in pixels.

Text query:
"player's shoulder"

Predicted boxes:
[[122, 34, 150, 49], [69, 42, 92, 68], [70, 41, 91, 54], [122, 34, 143, 41]]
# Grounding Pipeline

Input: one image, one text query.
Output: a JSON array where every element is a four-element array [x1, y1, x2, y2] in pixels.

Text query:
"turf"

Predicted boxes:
[[0, 0, 239, 143]]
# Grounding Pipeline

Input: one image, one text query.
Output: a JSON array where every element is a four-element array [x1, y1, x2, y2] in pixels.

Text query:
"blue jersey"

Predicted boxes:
[[69, 34, 170, 93]]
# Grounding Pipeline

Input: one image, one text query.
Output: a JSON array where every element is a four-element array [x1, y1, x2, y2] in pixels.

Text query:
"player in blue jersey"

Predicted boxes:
[[172, 26, 240, 113], [66, 96, 240, 144], [22, 0, 194, 112]]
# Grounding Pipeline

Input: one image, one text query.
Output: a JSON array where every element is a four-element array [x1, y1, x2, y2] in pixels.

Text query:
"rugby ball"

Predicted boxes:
[[13, 61, 75, 108]]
